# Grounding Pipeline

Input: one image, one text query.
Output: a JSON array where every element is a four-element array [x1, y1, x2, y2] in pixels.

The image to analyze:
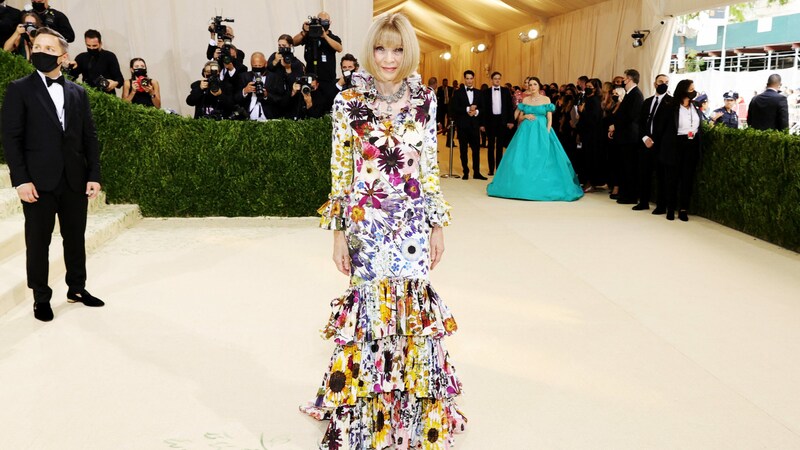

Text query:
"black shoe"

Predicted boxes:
[[679, 211, 689, 222], [666, 209, 675, 221], [33, 303, 54, 322], [609, 193, 619, 200], [473, 174, 488, 180], [632, 203, 649, 211], [616, 198, 637, 205], [67, 289, 105, 307], [462, 174, 469, 180], [652, 207, 666, 215]]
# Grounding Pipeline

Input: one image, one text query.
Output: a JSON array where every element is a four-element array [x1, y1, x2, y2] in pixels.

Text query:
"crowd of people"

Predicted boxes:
[[1, 1, 359, 121], [431, 68, 791, 220]]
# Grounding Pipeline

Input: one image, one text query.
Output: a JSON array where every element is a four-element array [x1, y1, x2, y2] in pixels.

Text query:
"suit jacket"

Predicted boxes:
[[747, 89, 789, 131], [481, 86, 514, 127], [0, 4, 21, 45], [638, 94, 673, 155], [234, 70, 287, 119], [659, 99, 705, 166], [2, 72, 100, 192], [612, 85, 644, 144], [452, 86, 484, 131], [436, 86, 454, 109]]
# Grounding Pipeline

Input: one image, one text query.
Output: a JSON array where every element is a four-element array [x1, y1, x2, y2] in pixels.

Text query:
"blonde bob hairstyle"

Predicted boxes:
[[362, 13, 420, 82]]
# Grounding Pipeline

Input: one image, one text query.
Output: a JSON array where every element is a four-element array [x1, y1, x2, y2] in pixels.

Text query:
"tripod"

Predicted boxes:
[[440, 122, 461, 179]]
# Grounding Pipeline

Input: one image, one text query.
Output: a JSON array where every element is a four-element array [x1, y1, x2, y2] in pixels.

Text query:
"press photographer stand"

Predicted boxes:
[[440, 122, 460, 179]]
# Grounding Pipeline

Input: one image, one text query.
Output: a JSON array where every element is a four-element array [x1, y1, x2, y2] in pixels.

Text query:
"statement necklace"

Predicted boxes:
[[368, 79, 407, 115]]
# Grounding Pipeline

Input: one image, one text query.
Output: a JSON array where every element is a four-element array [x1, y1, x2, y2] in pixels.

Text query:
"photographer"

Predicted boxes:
[[0, 0, 21, 45], [122, 58, 161, 108], [235, 52, 286, 121], [292, 11, 342, 86], [187, 61, 234, 120], [205, 20, 244, 66], [286, 73, 333, 120], [3, 12, 41, 61], [266, 34, 304, 74], [26, 0, 73, 42], [335, 53, 358, 91], [66, 29, 124, 95]]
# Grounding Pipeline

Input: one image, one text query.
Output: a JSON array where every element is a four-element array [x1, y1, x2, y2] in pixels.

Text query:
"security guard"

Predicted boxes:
[[711, 91, 739, 129]]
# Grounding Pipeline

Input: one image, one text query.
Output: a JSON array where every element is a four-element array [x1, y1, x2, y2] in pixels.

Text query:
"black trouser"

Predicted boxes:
[[458, 125, 481, 176], [617, 141, 639, 201], [22, 176, 88, 304], [486, 115, 507, 173], [665, 136, 700, 211], [637, 144, 666, 207]]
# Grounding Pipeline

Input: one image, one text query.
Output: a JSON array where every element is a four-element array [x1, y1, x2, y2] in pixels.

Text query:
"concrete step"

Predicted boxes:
[[0, 187, 107, 220], [0, 165, 10, 188], [0, 203, 141, 317]]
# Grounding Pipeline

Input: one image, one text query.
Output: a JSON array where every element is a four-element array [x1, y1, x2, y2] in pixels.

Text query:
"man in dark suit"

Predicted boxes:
[[234, 52, 287, 121], [1, 27, 104, 322], [28, 0, 74, 42], [452, 70, 486, 180], [481, 71, 515, 175], [608, 68, 644, 204], [634, 74, 671, 213], [747, 74, 790, 131], [0, 0, 22, 45], [436, 77, 454, 146]]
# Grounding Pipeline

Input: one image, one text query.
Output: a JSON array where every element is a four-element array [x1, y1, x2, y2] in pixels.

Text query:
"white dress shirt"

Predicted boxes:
[[465, 88, 479, 116], [491, 87, 501, 115], [677, 104, 699, 136], [36, 70, 65, 131]]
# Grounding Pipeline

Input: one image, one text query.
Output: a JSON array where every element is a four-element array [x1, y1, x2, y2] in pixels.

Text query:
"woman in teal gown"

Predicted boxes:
[[487, 77, 584, 201]]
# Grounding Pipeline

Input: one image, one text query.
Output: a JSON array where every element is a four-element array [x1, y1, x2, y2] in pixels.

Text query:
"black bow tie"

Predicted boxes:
[[466, 88, 473, 92], [493, 87, 500, 91], [46, 75, 65, 87]]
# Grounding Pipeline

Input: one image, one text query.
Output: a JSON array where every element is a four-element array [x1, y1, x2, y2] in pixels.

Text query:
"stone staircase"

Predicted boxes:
[[0, 165, 141, 317]]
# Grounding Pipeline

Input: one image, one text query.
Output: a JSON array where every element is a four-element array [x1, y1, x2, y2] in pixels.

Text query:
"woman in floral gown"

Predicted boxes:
[[300, 12, 467, 450]]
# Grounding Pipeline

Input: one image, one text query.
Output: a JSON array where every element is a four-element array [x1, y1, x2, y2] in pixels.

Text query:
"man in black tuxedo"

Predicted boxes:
[[1, 28, 104, 322], [452, 70, 486, 180], [608, 68, 644, 204], [28, 0, 74, 42], [234, 52, 287, 121], [0, 0, 22, 45], [634, 74, 671, 213], [481, 71, 514, 175], [747, 74, 789, 131], [436, 77, 454, 146]]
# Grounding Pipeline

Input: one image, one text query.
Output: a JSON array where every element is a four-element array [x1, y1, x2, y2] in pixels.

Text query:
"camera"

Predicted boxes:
[[207, 67, 221, 93], [298, 75, 314, 95], [307, 16, 324, 39], [343, 70, 353, 86], [95, 76, 110, 91], [23, 23, 38, 34], [210, 15, 234, 39], [253, 74, 265, 98], [135, 75, 152, 92], [278, 46, 294, 65]]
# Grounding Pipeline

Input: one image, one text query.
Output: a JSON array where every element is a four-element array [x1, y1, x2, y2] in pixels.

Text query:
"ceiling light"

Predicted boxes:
[[631, 30, 650, 48], [441, 52, 452, 60], [477, 43, 486, 52], [519, 29, 539, 43]]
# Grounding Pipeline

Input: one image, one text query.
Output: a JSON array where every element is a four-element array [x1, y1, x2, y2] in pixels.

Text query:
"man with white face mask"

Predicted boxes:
[[26, 0, 74, 42]]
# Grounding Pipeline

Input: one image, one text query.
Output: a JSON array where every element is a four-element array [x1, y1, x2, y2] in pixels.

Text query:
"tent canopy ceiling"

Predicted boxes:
[[374, 0, 611, 53]]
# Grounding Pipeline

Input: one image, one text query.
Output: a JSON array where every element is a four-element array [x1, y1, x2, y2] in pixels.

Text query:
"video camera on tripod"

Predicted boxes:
[[306, 15, 330, 39]]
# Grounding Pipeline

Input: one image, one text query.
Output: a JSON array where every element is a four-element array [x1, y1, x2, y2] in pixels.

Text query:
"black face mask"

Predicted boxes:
[[87, 48, 101, 56], [252, 66, 266, 74], [321, 20, 330, 30], [31, 51, 61, 73], [564, 95, 574, 101], [584, 88, 594, 96], [32, 2, 46, 12], [132, 68, 147, 77], [687, 91, 697, 100], [656, 83, 668, 95]]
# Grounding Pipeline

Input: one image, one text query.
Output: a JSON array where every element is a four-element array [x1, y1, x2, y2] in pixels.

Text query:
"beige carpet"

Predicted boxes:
[[1, 144, 800, 449]]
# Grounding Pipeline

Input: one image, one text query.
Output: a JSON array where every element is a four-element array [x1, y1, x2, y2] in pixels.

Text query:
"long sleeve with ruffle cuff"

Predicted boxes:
[[420, 91, 452, 227], [318, 195, 349, 231]]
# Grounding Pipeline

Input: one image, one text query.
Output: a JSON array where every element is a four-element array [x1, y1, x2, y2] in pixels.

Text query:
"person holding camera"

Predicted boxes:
[[3, 12, 41, 61], [292, 11, 342, 100], [266, 34, 304, 74], [66, 29, 123, 96], [235, 52, 286, 121], [26, 0, 73, 42], [205, 21, 244, 66], [0, 0, 22, 46], [285, 73, 332, 120], [335, 53, 358, 91], [122, 58, 160, 108], [187, 60, 234, 120]]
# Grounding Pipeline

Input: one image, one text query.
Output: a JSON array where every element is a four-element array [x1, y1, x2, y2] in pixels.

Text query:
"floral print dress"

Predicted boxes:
[[300, 73, 467, 450]]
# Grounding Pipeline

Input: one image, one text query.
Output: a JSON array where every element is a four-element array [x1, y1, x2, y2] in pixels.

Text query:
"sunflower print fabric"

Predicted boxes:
[[303, 73, 466, 449]]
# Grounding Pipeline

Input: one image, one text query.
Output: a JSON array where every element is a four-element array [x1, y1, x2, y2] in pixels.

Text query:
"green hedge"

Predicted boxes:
[[0, 50, 332, 217], [695, 125, 800, 253]]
